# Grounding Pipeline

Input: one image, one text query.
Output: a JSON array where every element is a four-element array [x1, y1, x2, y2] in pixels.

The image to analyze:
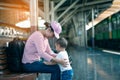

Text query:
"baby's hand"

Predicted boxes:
[[43, 61, 48, 65], [44, 61, 56, 65]]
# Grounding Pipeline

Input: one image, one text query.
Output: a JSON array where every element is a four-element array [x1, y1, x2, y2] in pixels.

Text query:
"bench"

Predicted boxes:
[[0, 47, 38, 80], [0, 73, 37, 80]]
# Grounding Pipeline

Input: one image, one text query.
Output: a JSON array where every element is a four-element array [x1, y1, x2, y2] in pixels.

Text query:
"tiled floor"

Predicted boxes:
[[38, 46, 120, 80]]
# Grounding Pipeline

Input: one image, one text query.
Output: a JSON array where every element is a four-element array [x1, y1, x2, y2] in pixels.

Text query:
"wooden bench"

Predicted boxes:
[[0, 73, 37, 80], [0, 47, 38, 80]]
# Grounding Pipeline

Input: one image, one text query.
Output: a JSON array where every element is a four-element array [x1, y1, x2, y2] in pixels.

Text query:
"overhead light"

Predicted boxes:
[[16, 17, 46, 28], [16, 18, 30, 28]]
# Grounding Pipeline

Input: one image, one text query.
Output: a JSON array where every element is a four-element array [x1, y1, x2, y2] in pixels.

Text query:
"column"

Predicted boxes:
[[30, 0, 38, 33]]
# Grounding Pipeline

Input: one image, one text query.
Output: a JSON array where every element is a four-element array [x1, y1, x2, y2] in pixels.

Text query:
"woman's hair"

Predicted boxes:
[[44, 22, 54, 32], [56, 37, 68, 48], [44, 22, 50, 28]]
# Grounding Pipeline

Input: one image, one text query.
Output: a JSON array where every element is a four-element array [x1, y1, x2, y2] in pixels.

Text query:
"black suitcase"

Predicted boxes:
[[6, 38, 25, 72]]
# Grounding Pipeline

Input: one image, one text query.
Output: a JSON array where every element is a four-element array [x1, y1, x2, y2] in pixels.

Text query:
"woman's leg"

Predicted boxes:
[[22, 61, 61, 80]]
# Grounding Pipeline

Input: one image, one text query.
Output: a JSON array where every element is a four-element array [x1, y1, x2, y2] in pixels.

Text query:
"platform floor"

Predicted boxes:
[[38, 46, 120, 80]]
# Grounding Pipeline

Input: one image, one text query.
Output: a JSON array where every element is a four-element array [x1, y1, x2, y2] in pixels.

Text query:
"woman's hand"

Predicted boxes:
[[59, 59, 69, 67], [51, 58, 69, 67]]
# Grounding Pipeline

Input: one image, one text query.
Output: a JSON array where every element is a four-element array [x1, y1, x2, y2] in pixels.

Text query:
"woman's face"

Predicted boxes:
[[45, 28, 54, 38]]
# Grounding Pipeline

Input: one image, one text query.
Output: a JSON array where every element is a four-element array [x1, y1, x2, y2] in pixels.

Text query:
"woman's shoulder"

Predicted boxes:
[[28, 31, 43, 39], [32, 31, 42, 36]]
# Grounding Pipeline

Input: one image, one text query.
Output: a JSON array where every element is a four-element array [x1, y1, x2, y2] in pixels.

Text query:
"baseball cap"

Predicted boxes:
[[50, 21, 62, 39]]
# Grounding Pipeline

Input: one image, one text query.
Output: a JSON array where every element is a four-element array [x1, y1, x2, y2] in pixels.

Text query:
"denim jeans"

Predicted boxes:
[[61, 69, 73, 80], [22, 61, 61, 80]]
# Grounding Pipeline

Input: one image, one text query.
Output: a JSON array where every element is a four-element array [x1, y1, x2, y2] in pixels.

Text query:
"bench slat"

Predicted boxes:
[[0, 73, 37, 80]]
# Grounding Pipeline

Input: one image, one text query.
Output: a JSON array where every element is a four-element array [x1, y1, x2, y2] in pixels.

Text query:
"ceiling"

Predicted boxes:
[[0, 0, 113, 30], [88, 0, 120, 29]]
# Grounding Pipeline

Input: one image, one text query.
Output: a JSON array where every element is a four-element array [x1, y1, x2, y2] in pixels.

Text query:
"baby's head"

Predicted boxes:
[[55, 37, 68, 51]]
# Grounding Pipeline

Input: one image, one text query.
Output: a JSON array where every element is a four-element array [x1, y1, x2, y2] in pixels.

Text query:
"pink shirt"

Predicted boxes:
[[22, 31, 56, 64]]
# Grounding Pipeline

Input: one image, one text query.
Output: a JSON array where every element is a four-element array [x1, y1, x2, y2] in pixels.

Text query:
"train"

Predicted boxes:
[[87, 11, 120, 51]]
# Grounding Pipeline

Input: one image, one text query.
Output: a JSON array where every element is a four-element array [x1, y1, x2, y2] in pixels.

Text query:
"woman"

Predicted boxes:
[[22, 21, 67, 80]]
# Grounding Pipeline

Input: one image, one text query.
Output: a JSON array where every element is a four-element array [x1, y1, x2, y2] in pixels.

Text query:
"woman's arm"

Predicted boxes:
[[50, 58, 68, 67], [46, 42, 57, 57]]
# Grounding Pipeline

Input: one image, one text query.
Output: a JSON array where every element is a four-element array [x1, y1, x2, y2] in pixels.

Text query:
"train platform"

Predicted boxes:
[[38, 46, 120, 80]]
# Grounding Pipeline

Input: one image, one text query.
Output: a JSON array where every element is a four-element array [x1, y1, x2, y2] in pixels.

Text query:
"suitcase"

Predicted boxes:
[[6, 38, 25, 72]]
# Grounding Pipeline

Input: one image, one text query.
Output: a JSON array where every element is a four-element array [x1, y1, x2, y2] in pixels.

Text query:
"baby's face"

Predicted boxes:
[[55, 43, 60, 51]]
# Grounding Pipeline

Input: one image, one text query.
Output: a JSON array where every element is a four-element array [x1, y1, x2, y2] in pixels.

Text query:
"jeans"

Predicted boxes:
[[22, 61, 61, 80], [61, 69, 73, 80]]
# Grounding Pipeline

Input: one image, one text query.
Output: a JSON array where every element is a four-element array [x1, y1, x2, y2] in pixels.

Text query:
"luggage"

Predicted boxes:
[[6, 38, 25, 72]]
